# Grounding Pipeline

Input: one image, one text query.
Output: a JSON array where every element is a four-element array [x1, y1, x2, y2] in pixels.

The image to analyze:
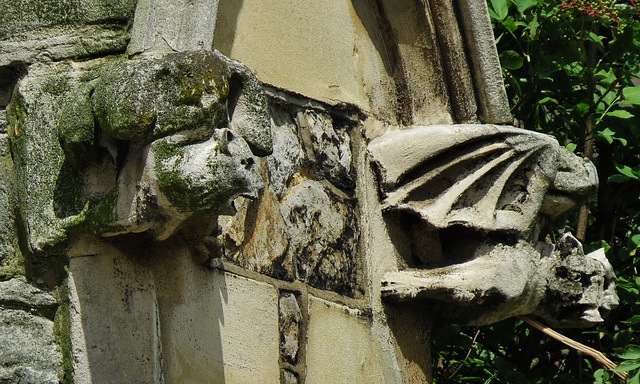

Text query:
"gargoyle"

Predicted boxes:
[[369, 124, 618, 326], [8, 50, 272, 250], [57, 50, 272, 241]]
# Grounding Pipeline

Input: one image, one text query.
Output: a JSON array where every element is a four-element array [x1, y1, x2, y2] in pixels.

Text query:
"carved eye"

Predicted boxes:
[[555, 266, 568, 278], [241, 157, 254, 169]]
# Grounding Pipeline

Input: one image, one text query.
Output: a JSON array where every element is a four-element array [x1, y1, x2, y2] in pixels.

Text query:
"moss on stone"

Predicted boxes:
[[92, 51, 232, 142], [69, 187, 124, 236], [52, 275, 73, 384], [42, 75, 70, 96], [57, 83, 96, 170], [6, 90, 27, 139], [152, 140, 190, 210], [0, 0, 136, 39], [152, 136, 251, 215], [92, 61, 157, 140], [152, 139, 228, 214]]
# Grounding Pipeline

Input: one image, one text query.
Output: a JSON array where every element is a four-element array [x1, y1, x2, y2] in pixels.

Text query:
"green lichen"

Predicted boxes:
[[0, 154, 25, 280], [57, 83, 96, 170], [0, 0, 136, 40], [152, 137, 249, 215], [92, 61, 157, 140], [69, 187, 124, 236], [79, 25, 131, 57], [153, 139, 229, 214], [52, 275, 73, 384], [6, 90, 27, 140], [153, 140, 191, 211], [42, 75, 70, 96], [93, 51, 232, 141]]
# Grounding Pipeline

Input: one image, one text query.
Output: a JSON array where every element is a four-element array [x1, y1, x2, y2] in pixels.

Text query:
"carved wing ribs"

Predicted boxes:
[[371, 124, 611, 326], [369, 124, 595, 236]]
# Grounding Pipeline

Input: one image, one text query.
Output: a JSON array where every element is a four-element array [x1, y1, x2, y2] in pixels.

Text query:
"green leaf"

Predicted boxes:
[[622, 86, 640, 105], [504, 16, 518, 32], [614, 328, 634, 347], [490, 0, 509, 21], [599, 127, 616, 144], [619, 344, 640, 358], [616, 164, 639, 180], [516, 0, 538, 13], [539, 96, 558, 104], [609, 174, 632, 183], [606, 110, 635, 119], [631, 368, 640, 384], [566, 142, 577, 152], [586, 31, 606, 52], [500, 50, 524, 70], [488, 8, 501, 21], [613, 359, 640, 372]]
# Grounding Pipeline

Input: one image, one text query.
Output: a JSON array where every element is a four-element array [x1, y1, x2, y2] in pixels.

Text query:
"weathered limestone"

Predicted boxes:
[[536, 234, 619, 327], [0, 277, 61, 384], [305, 296, 386, 384], [369, 125, 597, 235], [128, 0, 220, 55], [0, 0, 135, 67], [0, 309, 60, 383], [219, 101, 361, 295], [370, 124, 615, 326], [68, 252, 161, 383], [0, 0, 620, 383]]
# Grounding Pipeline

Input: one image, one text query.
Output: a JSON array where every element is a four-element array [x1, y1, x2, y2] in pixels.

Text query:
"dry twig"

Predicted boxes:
[[519, 315, 628, 381]]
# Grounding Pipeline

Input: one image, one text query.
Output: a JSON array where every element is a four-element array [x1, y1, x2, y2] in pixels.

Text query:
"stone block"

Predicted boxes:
[[279, 292, 301, 364], [0, 276, 57, 317], [0, 309, 61, 384], [214, 0, 371, 108], [152, 249, 280, 384], [0, 0, 136, 40], [305, 296, 385, 384], [0, 276, 61, 384], [68, 252, 162, 384], [281, 180, 361, 297]]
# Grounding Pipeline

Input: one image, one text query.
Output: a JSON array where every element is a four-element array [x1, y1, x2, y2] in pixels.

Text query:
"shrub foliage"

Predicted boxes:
[[433, 0, 640, 382]]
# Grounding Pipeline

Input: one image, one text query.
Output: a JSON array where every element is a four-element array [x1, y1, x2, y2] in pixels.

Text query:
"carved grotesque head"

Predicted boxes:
[[59, 51, 272, 240], [372, 124, 617, 326], [8, 50, 272, 250], [536, 233, 619, 327]]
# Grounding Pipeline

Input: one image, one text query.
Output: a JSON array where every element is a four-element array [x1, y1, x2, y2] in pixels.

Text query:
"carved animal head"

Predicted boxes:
[[8, 50, 272, 250], [371, 124, 615, 327], [58, 51, 272, 240], [536, 233, 618, 328]]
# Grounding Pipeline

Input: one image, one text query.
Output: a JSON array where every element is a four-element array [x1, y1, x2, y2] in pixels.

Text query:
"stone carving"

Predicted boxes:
[[8, 50, 272, 248], [370, 124, 618, 326]]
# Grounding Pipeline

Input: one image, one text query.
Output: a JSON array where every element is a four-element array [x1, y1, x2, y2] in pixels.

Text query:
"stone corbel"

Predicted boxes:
[[55, 50, 272, 241], [369, 124, 618, 326]]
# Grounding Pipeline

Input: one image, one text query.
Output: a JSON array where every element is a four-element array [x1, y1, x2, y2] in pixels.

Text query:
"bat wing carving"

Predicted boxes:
[[368, 125, 570, 235]]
